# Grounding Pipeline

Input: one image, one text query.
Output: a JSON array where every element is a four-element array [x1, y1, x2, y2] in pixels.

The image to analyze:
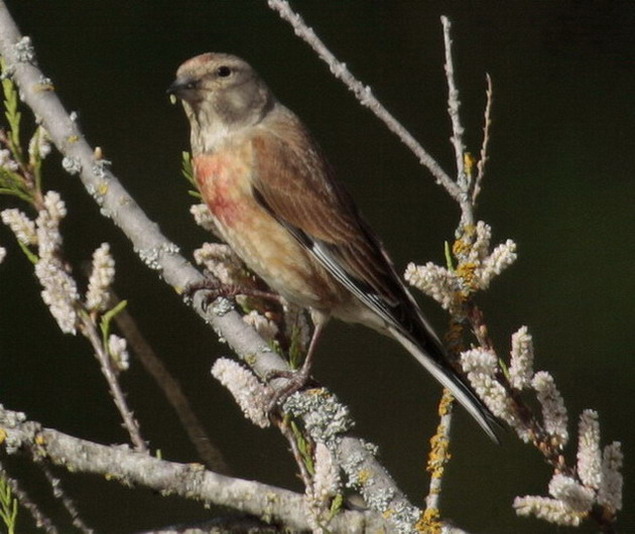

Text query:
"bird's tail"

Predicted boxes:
[[389, 326, 501, 443]]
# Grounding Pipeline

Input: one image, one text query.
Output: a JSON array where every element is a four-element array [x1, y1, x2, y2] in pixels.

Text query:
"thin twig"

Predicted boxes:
[[0, 461, 58, 534], [441, 16, 467, 189], [278, 419, 313, 490], [112, 295, 230, 474], [266, 0, 463, 202], [439, 16, 474, 232], [466, 301, 571, 471], [79, 315, 147, 452], [473, 73, 493, 205], [33, 459, 93, 533], [423, 389, 454, 521]]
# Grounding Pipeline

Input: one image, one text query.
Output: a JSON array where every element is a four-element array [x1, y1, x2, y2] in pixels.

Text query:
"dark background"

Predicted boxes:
[[0, 1, 633, 533]]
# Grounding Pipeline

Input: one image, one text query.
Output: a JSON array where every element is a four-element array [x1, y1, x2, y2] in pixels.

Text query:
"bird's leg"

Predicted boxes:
[[267, 320, 325, 410]]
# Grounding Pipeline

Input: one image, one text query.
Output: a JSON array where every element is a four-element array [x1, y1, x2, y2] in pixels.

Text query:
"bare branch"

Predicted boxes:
[[79, 313, 147, 452], [441, 16, 467, 187], [0, 460, 59, 533], [0, 406, 390, 533], [473, 73, 493, 204], [32, 459, 93, 533]]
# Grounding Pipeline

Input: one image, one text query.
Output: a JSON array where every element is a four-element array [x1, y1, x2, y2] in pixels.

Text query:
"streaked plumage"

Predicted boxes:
[[169, 52, 500, 442]]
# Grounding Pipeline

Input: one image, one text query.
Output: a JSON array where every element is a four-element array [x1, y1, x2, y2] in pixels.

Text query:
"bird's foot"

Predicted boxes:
[[266, 366, 313, 412], [266, 321, 323, 411], [185, 277, 282, 308]]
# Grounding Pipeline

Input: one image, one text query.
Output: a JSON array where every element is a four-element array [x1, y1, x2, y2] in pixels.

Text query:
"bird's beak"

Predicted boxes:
[[167, 77, 198, 104]]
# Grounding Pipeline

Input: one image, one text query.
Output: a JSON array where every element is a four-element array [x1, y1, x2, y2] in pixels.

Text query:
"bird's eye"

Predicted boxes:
[[216, 66, 232, 78]]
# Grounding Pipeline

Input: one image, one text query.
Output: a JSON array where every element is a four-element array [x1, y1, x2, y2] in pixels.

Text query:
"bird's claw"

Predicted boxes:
[[266, 367, 312, 412], [185, 277, 283, 309], [184, 278, 225, 309]]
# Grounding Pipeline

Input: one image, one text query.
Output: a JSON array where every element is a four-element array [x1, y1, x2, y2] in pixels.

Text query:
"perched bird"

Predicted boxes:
[[168, 52, 499, 442]]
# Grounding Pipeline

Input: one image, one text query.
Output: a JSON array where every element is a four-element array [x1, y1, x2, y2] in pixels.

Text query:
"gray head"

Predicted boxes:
[[168, 53, 275, 153]]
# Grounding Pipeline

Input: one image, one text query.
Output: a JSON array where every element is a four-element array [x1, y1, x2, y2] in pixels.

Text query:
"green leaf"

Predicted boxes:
[[288, 318, 309, 370], [17, 239, 38, 265], [328, 493, 344, 520], [100, 299, 128, 347], [0, 187, 33, 203], [181, 151, 202, 199], [0, 58, 24, 166], [0, 473, 18, 534], [444, 241, 455, 271], [181, 151, 195, 186], [290, 419, 314, 474], [0, 163, 33, 203], [0, 167, 22, 187]]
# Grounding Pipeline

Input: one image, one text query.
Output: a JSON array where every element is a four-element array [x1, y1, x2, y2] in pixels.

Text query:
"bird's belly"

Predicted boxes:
[[195, 153, 345, 311], [222, 211, 336, 308]]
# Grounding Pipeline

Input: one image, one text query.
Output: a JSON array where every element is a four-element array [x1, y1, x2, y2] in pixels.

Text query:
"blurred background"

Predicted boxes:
[[0, 1, 633, 532]]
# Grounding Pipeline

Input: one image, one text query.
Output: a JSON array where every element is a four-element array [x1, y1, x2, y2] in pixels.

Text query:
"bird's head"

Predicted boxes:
[[168, 53, 275, 153]]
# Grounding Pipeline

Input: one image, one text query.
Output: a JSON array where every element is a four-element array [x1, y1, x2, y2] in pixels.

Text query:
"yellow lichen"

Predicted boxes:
[[463, 152, 476, 178], [356, 469, 371, 485], [97, 181, 109, 196], [427, 430, 451, 480], [456, 261, 478, 293], [452, 238, 470, 258], [437, 390, 455, 417], [425, 390, 453, 491], [415, 506, 443, 533]]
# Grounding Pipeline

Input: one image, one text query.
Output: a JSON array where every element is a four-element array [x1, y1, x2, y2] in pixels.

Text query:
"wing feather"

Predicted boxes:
[[250, 110, 420, 335]]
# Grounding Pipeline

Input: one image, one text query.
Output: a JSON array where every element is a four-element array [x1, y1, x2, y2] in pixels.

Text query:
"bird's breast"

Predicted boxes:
[[194, 149, 253, 227], [193, 149, 348, 312]]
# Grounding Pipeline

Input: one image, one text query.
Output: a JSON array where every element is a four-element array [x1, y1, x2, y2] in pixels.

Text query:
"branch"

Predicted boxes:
[[472, 74, 493, 205], [421, 389, 454, 530], [0, 406, 389, 533], [441, 16, 467, 189], [79, 310, 147, 452]]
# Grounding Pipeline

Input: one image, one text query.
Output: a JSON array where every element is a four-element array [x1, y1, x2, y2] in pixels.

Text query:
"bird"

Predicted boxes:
[[168, 52, 500, 442]]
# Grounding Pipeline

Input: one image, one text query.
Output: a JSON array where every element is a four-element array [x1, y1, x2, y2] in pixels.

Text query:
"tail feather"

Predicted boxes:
[[389, 327, 501, 443]]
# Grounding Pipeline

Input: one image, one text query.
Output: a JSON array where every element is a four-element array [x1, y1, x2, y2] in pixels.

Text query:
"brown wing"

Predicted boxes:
[[250, 108, 420, 332], [250, 111, 504, 442]]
